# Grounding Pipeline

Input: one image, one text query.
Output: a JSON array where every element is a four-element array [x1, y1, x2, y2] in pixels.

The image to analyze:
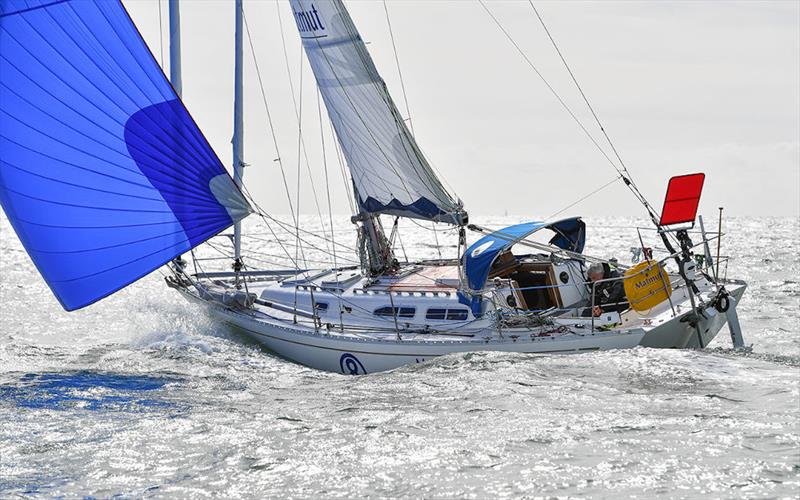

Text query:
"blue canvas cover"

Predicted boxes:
[[463, 222, 545, 292], [0, 0, 251, 310], [462, 218, 584, 292], [548, 218, 586, 253]]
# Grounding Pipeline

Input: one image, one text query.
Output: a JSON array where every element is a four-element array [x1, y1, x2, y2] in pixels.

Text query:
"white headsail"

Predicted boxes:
[[289, 0, 466, 225]]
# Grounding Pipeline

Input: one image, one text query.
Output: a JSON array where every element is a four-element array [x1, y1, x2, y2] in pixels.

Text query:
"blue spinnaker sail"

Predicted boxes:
[[0, 0, 251, 310]]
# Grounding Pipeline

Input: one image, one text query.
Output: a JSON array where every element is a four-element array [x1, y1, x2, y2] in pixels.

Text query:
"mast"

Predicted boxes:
[[168, 0, 184, 268], [232, 0, 244, 269], [352, 193, 396, 275], [168, 0, 181, 96]]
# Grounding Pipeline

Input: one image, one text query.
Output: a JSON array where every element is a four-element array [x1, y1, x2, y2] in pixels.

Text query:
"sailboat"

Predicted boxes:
[[0, 0, 747, 375]]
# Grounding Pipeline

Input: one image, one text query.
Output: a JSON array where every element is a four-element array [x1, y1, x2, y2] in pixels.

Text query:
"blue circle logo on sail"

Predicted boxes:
[[339, 353, 366, 375]]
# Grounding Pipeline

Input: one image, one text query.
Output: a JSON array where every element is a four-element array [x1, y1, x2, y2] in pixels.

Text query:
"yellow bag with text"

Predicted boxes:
[[623, 261, 672, 312]]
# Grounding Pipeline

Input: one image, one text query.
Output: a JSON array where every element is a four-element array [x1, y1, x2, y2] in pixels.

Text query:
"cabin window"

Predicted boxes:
[[425, 308, 447, 319], [446, 309, 468, 321], [425, 308, 447, 320], [426, 308, 469, 321], [374, 306, 415, 318], [315, 302, 328, 311]]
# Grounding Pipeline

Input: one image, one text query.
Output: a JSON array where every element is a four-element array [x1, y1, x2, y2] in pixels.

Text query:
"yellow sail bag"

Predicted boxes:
[[623, 261, 672, 312]]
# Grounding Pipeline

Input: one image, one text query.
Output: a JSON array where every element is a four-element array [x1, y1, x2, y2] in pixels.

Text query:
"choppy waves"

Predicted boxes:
[[1, 215, 798, 498]]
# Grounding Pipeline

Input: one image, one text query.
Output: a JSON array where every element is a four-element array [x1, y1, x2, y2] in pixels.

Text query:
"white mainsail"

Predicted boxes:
[[289, 0, 466, 225]]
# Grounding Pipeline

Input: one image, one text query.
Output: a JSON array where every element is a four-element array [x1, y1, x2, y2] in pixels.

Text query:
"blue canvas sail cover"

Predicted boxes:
[[0, 0, 251, 310], [463, 218, 585, 292]]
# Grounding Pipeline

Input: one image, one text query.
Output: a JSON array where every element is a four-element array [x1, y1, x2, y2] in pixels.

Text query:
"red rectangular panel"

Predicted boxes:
[[659, 173, 705, 226]]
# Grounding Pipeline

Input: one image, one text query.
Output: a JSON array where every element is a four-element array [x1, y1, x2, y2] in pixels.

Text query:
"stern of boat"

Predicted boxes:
[[639, 279, 747, 349]]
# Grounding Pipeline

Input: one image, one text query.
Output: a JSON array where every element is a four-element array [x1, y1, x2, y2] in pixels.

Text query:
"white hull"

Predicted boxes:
[[172, 266, 747, 374], [179, 289, 645, 374], [637, 280, 747, 349]]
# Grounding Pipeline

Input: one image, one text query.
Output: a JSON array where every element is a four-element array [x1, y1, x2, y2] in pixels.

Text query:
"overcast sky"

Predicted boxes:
[[124, 0, 800, 219]]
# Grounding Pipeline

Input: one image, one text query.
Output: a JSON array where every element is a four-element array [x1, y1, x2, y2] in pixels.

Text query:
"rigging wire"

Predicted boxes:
[[544, 174, 621, 222], [316, 85, 346, 327], [244, 8, 359, 272], [476, 1, 631, 192], [395, 225, 409, 263], [202, 237, 304, 273], [240, 210, 358, 270], [274, 0, 331, 246], [241, 7, 322, 273], [238, 182, 303, 269], [242, 228, 357, 237], [241, 9, 357, 274], [389, 217, 410, 263], [376, 0, 442, 195], [295, 48, 307, 269], [293, 50, 308, 318], [381, 0, 443, 259], [317, 88, 338, 269], [378, 1, 460, 202], [242, 10, 298, 229], [257, 209, 356, 254], [527, 1, 661, 222], [331, 123, 356, 213], [244, 233, 358, 265], [382, 0, 414, 135]]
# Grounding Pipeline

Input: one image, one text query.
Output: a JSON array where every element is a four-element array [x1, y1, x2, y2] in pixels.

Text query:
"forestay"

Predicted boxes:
[[289, 0, 466, 225], [0, 0, 251, 310]]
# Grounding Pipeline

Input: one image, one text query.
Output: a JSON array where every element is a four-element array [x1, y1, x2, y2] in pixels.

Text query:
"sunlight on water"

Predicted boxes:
[[1, 215, 798, 497]]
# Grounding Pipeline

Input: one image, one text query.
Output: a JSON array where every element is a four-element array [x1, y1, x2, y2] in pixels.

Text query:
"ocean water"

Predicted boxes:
[[1, 214, 798, 498]]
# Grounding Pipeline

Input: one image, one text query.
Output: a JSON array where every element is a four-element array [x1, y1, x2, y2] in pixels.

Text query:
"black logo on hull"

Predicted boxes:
[[339, 353, 366, 375]]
